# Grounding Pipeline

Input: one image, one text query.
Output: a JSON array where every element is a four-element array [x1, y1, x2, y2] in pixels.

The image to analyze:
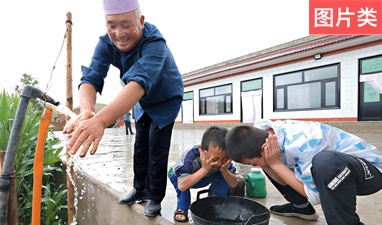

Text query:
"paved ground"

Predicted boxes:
[[59, 126, 382, 225]]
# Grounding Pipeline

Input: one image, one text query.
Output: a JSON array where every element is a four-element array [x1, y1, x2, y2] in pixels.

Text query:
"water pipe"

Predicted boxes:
[[31, 107, 53, 225], [0, 85, 60, 225]]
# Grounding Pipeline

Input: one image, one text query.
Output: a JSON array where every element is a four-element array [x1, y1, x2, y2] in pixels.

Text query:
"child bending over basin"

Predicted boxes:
[[225, 119, 382, 225], [168, 126, 238, 222]]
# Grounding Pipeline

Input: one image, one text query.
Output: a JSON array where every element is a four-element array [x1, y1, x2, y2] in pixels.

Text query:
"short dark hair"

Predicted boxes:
[[201, 126, 228, 151], [225, 125, 269, 162]]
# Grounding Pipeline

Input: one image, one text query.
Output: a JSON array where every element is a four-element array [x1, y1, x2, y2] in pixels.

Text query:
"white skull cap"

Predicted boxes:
[[103, 0, 140, 15]]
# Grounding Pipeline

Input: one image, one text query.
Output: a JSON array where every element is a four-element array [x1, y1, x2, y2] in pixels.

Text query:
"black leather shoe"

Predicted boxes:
[[118, 188, 147, 205], [144, 200, 161, 217]]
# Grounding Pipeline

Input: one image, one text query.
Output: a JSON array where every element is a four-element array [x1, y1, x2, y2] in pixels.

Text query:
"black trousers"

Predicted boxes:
[[133, 112, 174, 203], [266, 151, 382, 225]]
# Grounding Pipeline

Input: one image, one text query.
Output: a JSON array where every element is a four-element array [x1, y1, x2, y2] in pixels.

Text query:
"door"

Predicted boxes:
[[359, 82, 382, 120], [241, 90, 262, 123], [182, 100, 194, 123], [359, 56, 382, 121]]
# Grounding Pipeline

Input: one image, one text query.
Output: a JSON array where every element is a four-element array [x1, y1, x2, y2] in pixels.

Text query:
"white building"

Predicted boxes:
[[177, 35, 382, 124]]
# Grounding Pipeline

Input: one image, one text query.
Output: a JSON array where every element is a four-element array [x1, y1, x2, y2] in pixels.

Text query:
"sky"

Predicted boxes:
[[0, 0, 309, 106]]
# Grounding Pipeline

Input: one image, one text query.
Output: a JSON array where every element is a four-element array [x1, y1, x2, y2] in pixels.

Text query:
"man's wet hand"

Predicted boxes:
[[66, 117, 104, 158], [63, 110, 95, 134]]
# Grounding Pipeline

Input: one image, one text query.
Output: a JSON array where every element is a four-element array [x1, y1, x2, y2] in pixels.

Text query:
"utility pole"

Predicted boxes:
[[65, 11, 75, 224]]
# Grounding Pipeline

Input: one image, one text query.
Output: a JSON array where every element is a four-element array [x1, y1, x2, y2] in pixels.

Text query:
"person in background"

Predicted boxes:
[[225, 119, 382, 225], [63, 0, 183, 217], [124, 111, 134, 135], [168, 126, 238, 222]]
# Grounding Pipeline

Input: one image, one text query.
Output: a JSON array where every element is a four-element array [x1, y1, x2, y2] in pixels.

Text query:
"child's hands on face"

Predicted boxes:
[[264, 134, 282, 166], [199, 148, 218, 171], [220, 158, 231, 173]]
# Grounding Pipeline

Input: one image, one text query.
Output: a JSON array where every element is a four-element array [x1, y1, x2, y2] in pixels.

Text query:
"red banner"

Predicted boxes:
[[309, 0, 382, 35]]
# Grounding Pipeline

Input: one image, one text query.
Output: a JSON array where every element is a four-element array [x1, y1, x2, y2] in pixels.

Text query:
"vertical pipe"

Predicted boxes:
[[65, 11, 75, 224], [0, 95, 30, 225], [31, 108, 52, 225], [0, 151, 18, 225]]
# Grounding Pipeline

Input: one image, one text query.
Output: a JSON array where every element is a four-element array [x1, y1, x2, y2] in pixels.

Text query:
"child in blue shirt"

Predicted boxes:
[[168, 126, 238, 222]]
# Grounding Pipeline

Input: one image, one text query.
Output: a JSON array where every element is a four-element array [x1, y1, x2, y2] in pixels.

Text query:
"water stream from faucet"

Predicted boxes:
[[55, 104, 78, 121], [66, 154, 79, 225], [53, 104, 79, 225]]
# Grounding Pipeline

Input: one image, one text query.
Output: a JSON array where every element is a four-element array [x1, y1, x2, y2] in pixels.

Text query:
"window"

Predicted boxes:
[[274, 64, 340, 111], [241, 79, 262, 92], [360, 55, 382, 102], [360, 56, 382, 74], [183, 91, 193, 100], [200, 84, 232, 115]]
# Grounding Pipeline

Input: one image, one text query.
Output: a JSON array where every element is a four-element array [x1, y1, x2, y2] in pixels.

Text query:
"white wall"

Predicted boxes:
[[184, 44, 382, 122]]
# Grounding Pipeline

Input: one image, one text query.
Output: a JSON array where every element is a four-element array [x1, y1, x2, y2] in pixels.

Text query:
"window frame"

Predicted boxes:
[[273, 63, 341, 111], [360, 55, 382, 75], [241, 78, 263, 92], [199, 84, 233, 115], [183, 91, 194, 101]]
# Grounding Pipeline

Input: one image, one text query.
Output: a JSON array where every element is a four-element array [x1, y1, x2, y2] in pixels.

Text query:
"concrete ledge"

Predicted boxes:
[[61, 127, 381, 225], [75, 169, 173, 225]]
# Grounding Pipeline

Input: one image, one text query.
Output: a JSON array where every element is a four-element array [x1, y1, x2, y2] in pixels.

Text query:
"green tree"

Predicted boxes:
[[14, 73, 45, 113], [14, 73, 39, 95]]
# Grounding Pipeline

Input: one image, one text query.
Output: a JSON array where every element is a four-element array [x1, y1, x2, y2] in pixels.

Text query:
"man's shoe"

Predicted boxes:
[[270, 203, 319, 221], [118, 188, 147, 205], [144, 200, 161, 217]]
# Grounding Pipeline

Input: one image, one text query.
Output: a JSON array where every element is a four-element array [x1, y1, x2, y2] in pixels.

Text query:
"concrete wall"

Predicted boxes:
[[75, 171, 173, 225]]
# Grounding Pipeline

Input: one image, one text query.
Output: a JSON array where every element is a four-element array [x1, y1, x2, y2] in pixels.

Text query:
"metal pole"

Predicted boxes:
[[0, 96, 29, 225]]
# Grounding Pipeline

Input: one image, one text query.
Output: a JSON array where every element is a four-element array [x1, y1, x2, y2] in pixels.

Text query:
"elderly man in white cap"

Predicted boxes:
[[64, 0, 184, 217]]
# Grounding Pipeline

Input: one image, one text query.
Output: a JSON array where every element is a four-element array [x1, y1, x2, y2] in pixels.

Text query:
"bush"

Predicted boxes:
[[0, 90, 68, 225]]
